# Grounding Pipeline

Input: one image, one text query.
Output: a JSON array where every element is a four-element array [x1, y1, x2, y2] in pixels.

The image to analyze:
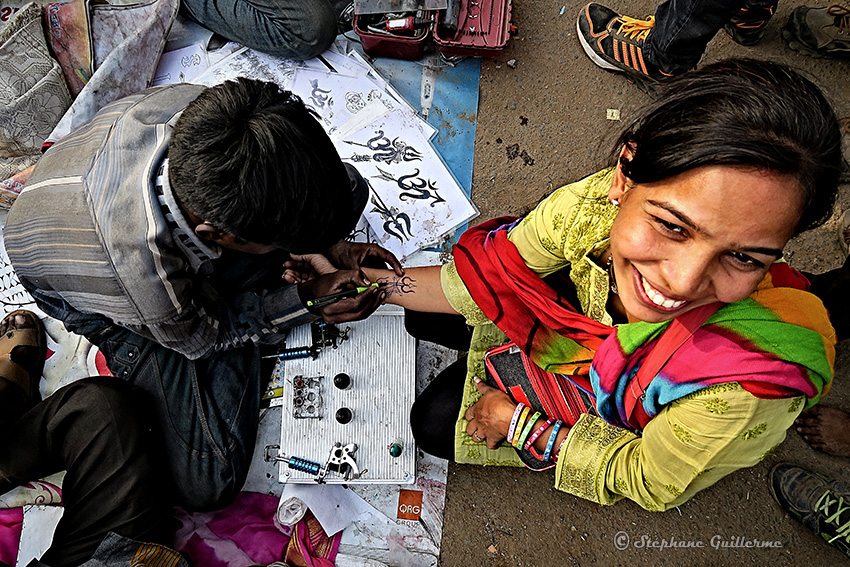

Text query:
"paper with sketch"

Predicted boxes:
[[339, 110, 477, 260], [331, 99, 390, 143], [193, 45, 297, 88], [151, 44, 209, 86], [205, 41, 243, 66], [351, 215, 380, 245], [318, 48, 371, 77], [345, 49, 437, 140], [311, 72, 398, 141], [343, 73, 416, 116], [298, 56, 335, 72], [288, 68, 414, 139], [288, 67, 359, 133]]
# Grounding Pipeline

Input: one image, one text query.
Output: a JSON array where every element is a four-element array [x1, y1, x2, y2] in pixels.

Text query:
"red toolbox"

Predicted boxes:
[[354, 0, 513, 60]]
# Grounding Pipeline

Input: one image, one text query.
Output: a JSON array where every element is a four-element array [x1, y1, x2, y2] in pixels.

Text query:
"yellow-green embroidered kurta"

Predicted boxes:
[[442, 169, 804, 510]]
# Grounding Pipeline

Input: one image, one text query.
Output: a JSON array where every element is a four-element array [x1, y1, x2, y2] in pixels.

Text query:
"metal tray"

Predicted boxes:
[[277, 305, 416, 484]]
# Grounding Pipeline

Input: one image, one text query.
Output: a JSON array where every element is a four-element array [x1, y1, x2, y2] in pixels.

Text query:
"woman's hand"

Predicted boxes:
[[464, 377, 519, 450]]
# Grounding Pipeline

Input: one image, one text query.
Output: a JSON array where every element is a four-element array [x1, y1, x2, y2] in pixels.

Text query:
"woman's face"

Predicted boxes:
[[608, 164, 803, 324]]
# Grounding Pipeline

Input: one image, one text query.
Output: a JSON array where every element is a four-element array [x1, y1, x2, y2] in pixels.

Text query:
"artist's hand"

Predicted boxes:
[[283, 254, 336, 284], [464, 378, 518, 450], [298, 269, 384, 323], [326, 240, 404, 276]]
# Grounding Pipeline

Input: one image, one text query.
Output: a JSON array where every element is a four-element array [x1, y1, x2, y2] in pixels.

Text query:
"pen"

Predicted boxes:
[[306, 282, 381, 308]]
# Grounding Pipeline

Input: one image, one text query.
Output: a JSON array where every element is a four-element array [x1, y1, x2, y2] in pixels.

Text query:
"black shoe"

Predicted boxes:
[[783, 4, 850, 59], [769, 463, 850, 558], [723, 3, 777, 46], [576, 3, 675, 94]]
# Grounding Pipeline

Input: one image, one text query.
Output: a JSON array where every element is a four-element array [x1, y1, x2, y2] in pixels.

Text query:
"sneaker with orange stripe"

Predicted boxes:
[[576, 3, 674, 91], [723, 3, 777, 46]]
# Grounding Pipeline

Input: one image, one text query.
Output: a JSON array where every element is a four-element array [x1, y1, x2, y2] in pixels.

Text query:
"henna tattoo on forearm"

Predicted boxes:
[[377, 275, 416, 298]]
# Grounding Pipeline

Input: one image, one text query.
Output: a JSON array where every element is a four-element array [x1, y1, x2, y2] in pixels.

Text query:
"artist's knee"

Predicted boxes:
[[181, 0, 338, 59], [170, 435, 255, 511], [269, 12, 338, 59], [48, 378, 156, 464]]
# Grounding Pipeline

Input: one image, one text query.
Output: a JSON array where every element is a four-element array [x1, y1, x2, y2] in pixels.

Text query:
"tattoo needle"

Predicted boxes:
[[306, 282, 381, 308]]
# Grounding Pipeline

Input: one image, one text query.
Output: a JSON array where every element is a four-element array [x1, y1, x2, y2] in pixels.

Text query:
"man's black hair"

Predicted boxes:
[[168, 78, 355, 252]]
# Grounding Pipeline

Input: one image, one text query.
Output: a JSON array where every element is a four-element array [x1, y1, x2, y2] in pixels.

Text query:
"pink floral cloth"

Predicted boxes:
[[174, 492, 342, 567], [175, 492, 290, 567], [0, 508, 24, 566]]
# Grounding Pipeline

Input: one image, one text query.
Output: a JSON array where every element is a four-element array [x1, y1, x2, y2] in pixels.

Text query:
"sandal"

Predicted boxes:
[[0, 310, 46, 408]]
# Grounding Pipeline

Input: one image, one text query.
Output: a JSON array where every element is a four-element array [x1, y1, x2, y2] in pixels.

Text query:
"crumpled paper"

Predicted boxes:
[[276, 483, 390, 536], [275, 496, 307, 528]]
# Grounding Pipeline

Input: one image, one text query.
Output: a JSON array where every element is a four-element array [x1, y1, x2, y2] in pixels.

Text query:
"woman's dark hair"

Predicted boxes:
[[168, 78, 355, 252], [611, 58, 843, 236]]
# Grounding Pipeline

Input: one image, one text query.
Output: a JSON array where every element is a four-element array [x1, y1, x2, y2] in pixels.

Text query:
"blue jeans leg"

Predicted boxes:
[[96, 327, 263, 511], [645, 0, 776, 74], [181, 0, 339, 59]]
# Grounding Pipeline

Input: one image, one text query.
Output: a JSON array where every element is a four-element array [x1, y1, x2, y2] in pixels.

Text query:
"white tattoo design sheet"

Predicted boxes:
[[339, 109, 477, 260]]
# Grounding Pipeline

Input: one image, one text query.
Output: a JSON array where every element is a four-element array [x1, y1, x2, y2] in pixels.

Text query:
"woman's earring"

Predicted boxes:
[[611, 199, 620, 207]]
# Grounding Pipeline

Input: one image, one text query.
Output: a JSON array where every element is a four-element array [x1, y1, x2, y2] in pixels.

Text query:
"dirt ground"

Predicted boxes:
[[437, 1, 850, 565]]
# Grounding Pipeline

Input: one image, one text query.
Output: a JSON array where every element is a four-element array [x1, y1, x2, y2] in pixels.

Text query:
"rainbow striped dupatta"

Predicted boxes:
[[453, 217, 835, 432]]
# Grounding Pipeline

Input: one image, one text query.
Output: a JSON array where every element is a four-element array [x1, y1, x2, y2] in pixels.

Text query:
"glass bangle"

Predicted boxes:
[[517, 411, 541, 449], [543, 420, 563, 461]]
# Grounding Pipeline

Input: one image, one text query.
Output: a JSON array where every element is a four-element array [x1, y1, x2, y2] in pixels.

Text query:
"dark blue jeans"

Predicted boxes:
[[97, 325, 263, 511], [180, 0, 349, 59], [57, 299, 265, 512], [645, 0, 778, 74]]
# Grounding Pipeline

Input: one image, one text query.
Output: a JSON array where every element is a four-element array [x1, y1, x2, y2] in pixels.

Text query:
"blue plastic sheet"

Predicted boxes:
[[364, 55, 481, 199]]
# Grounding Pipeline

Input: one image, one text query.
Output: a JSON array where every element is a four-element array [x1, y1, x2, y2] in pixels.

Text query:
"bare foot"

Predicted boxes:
[[795, 405, 850, 457]]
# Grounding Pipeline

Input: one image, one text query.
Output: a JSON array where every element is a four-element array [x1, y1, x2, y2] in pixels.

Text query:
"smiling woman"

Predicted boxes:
[[363, 58, 843, 511], [606, 164, 803, 323]]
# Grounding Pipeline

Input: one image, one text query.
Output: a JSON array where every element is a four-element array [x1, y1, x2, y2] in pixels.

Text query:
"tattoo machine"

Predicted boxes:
[[264, 320, 350, 361], [264, 442, 365, 482]]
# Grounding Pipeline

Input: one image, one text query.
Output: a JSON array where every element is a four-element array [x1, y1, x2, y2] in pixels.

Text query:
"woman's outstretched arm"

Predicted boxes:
[[363, 266, 459, 314]]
